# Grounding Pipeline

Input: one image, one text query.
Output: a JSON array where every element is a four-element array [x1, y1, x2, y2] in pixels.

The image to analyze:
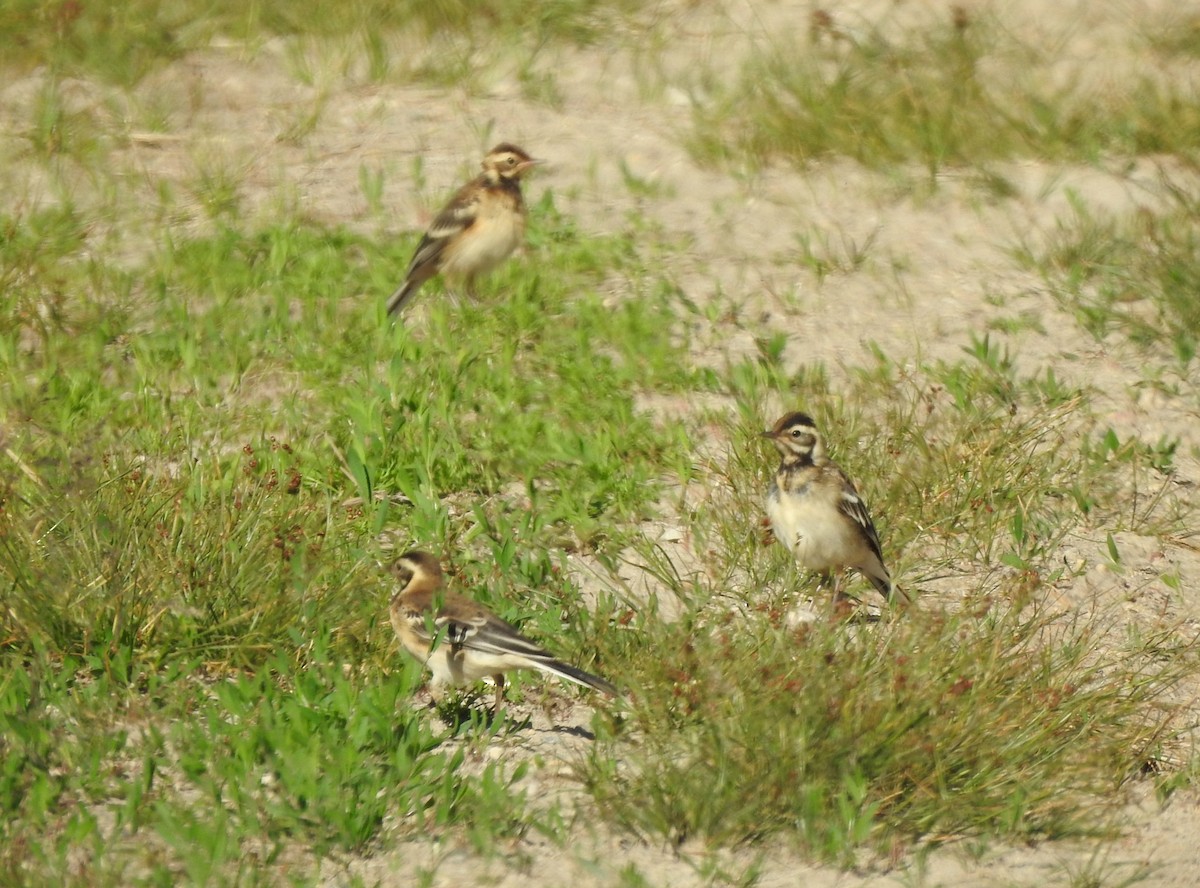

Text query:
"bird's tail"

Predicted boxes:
[[386, 278, 420, 316], [538, 658, 618, 697], [868, 571, 912, 606]]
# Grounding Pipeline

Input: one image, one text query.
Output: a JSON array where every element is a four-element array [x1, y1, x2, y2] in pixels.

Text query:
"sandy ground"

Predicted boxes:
[[7, 0, 1200, 884]]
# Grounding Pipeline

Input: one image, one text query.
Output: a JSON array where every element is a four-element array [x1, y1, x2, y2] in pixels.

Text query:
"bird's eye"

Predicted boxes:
[[791, 428, 803, 438]]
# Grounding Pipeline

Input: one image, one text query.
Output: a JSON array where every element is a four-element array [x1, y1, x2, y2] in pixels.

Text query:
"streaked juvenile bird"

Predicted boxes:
[[388, 550, 616, 709], [763, 411, 906, 605], [386, 144, 541, 317]]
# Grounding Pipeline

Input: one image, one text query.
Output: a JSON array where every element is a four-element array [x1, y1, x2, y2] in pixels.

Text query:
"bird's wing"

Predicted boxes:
[[451, 609, 552, 661], [404, 180, 483, 272], [399, 591, 617, 695], [463, 612, 616, 695], [835, 471, 886, 565], [425, 190, 481, 239], [399, 591, 544, 656]]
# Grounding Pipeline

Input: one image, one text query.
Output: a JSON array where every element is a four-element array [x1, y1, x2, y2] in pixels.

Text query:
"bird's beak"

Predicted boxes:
[[519, 158, 545, 173], [760, 430, 777, 439]]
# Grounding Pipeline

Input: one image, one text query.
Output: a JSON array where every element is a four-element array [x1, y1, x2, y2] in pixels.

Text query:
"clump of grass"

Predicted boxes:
[[584, 599, 1188, 861], [690, 12, 998, 174], [165, 642, 526, 855], [0, 0, 652, 86], [0, 446, 360, 665], [0, 190, 694, 881], [0, 0, 188, 87], [1144, 11, 1200, 59], [0, 203, 92, 330], [0, 642, 532, 884], [576, 335, 1196, 861], [688, 10, 1200, 174], [1016, 186, 1200, 364]]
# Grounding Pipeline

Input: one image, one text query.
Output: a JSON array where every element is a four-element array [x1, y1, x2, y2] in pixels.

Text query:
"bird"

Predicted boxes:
[[385, 143, 541, 317], [387, 550, 616, 709], [762, 411, 906, 606]]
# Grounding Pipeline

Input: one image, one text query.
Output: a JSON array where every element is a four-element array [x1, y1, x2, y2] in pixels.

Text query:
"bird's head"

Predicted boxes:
[[483, 143, 542, 181], [762, 411, 825, 464], [389, 550, 444, 588]]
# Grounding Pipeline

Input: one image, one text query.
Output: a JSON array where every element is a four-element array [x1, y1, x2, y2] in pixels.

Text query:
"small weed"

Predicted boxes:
[[1016, 185, 1200, 364], [358, 163, 387, 218], [1145, 11, 1200, 60], [689, 10, 1200, 173], [0, 0, 654, 86], [22, 76, 107, 164], [794, 225, 879, 285]]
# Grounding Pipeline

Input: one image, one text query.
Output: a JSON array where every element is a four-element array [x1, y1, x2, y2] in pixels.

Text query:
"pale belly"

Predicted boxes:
[[428, 645, 526, 686], [441, 211, 523, 279], [765, 486, 859, 572]]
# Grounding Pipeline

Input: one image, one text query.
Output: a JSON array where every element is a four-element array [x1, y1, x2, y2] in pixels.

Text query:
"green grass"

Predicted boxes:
[[0, 191, 696, 657], [1145, 11, 1200, 60], [688, 10, 1200, 175], [683, 330, 1178, 602], [3, 2, 1200, 883], [578, 339, 1196, 862], [585, 601, 1187, 861], [0, 189, 697, 881], [9, 189, 1190, 883], [0, 0, 649, 87], [0, 643, 531, 885], [1016, 185, 1200, 364], [3, 177, 1196, 881]]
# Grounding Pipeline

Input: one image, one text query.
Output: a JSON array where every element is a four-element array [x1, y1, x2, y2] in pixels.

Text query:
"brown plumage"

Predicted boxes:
[[386, 144, 541, 317], [763, 412, 907, 604], [388, 550, 616, 709]]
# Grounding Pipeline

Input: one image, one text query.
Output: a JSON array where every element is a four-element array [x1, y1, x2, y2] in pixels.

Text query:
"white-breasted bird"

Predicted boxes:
[[763, 411, 906, 605], [386, 144, 541, 317], [388, 550, 616, 708]]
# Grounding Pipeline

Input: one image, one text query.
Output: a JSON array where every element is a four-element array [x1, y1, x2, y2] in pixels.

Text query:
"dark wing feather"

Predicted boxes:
[[401, 590, 548, 658], [386, 178, 483, 316], [835, 470, 900, 599], [403, 192, 478, 275], [447, 611, 552, 660], [422, 191, 480, 241], [400, 602, 487, 646], [836, 474, 885, 566], [462, 615, 618, 695], [431, 602, 617, 695], [402, 589, 616, 696]]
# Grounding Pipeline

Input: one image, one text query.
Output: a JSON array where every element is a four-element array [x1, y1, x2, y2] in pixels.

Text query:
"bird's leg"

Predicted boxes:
[[759, 517, 776, 547], [423, 680, 446, 711], [830, 572, 861, 620], [815, 570, 835, 597], [492, 673, 506, 712]]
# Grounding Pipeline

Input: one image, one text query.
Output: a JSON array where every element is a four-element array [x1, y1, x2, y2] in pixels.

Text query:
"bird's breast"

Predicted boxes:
[[441, 196, 524, 278], [765, 487, 857, 571]]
